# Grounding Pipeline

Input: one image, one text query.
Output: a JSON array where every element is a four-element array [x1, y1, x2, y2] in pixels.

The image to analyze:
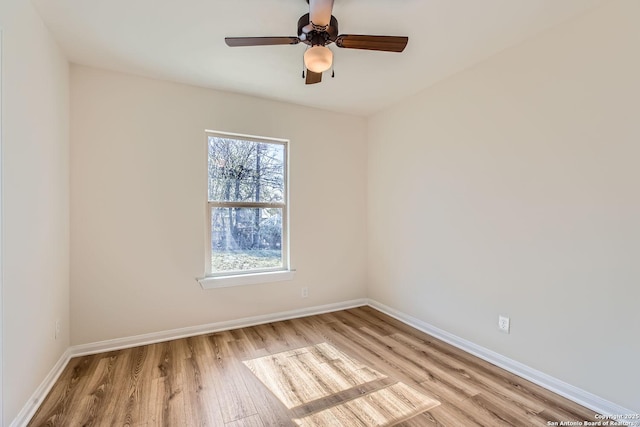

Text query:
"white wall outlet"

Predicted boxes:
[[55, 319, 61, 340], [498, 315, 510, 334], [301, 287, 309, 298]]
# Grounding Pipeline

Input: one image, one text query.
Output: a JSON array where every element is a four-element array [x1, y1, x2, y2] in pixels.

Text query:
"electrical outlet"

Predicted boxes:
[[301, 287, 309, 298], [55, 320, 61, 340], [498, 315, 510, 334]]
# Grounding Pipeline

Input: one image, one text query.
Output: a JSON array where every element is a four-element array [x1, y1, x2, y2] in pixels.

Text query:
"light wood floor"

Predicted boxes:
[[28, 306, 599, 426]]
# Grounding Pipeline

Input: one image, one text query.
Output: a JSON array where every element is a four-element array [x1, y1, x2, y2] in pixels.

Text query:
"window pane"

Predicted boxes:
[[210, 207, 283, 273], [208, 137, 285, 203]]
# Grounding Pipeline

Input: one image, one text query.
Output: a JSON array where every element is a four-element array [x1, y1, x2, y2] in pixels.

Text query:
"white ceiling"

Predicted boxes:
[[32, 0, 603, 116]]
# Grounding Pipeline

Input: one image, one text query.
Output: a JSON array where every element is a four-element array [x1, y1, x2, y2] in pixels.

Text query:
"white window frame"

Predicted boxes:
[[199, 130, 294, 289]]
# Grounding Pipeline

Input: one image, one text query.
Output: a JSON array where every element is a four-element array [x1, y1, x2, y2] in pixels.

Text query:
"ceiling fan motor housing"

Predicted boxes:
[[297, 13, 338, 46]]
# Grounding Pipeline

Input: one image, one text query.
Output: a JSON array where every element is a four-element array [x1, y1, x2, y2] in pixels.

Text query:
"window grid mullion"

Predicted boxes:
[[208, 201, 285, 209]]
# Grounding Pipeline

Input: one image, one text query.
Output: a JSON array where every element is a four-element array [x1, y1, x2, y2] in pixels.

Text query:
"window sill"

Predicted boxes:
[[198, 270, 296, 289]]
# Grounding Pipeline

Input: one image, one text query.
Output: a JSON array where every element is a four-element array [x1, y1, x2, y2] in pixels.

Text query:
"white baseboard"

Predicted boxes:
[[10, 348, 73, 427], [12, 297, 632, 426], [366, 298, 634, 417], [71, 298, 368, 357]]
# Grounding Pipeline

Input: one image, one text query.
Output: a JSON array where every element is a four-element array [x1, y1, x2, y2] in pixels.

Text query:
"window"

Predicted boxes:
[[201, 131, 292, 288]]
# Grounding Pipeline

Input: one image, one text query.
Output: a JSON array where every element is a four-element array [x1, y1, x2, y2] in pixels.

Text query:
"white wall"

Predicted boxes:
[[0, 0, 70, 424], [70, 65, 367, 345], [367, 0, 639, 412]]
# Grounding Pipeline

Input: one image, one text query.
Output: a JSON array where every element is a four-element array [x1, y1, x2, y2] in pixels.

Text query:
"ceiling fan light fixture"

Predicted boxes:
[[304, 45, 333, 73]]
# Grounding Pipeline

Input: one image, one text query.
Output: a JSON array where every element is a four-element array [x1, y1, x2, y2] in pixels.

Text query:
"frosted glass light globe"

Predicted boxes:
[[304, 46, 333, 73]]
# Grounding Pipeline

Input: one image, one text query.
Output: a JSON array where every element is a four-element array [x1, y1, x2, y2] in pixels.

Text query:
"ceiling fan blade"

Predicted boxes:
[[225, 37, 300, 47], [305, 70, 322, 85], [309, 0, 334, 27], [335, 35, 408, 53]]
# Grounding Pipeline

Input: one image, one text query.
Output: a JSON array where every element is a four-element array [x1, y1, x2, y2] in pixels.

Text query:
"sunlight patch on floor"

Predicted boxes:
[[243, 342, 440, 426]]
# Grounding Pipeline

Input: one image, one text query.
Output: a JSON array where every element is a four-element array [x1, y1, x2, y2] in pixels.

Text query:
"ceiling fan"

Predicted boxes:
[[224, 0, 409, 85]]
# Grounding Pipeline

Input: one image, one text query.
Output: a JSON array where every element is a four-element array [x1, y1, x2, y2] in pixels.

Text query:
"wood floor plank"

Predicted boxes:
[[28, 307, 600, 426], [252, 323, 294, 354], [239, 361, 297, 427], [207, 334, 258, 423], [89, 349, 142, 426], [399, 404, 484, 427], [225, 414, 265, 427], [227, 330, 270, 361], [28, 354, 98, 426], [181, 351, 225, 425], [242, 326, 268, 352], [341, 308, 399, 336]]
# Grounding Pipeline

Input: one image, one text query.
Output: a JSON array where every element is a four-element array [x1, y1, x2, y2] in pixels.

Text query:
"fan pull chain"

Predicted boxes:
[[302, 53, 306, 79], [331, 55, 335, 78]]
